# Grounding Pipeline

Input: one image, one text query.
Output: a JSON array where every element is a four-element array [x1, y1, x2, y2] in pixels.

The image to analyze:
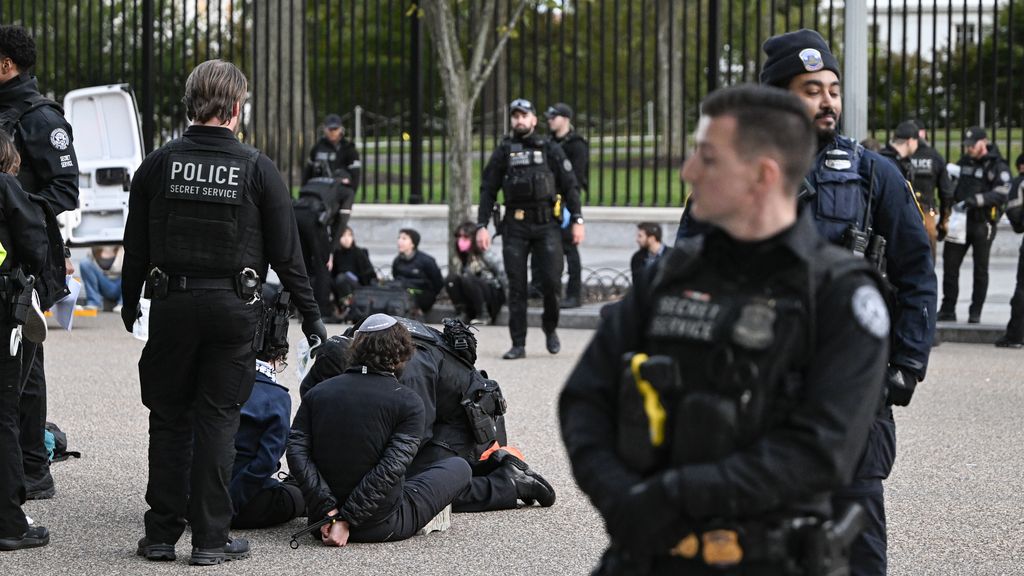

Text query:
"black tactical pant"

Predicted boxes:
[[1004, 243, 1024, 342], [941, 218, 995, 318], [503, 216, 563, 347], [531, 226, 581, 301], [408, 442, 518, 513], [832, 407, 896, 576], [0, 316, 27, 538], [18, 342, 51, 496], [140, 289, 260, 549], [295, 206, 334, 318], [349, 457, 471, 542]]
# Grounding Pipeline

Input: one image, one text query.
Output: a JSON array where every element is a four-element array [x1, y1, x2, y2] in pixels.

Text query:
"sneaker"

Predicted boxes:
[[0, 526, 50, 551], [189, 537, 250, 566], [136, 537, 176, 561], [22, 290, 46, 344], [545, 331, 561, 354], [112, 304, 123, 314], [936, 310, 956, 322], [995, 336, 1024, 349], [502, 346, 526, 360], [417, 504, 452, 535]]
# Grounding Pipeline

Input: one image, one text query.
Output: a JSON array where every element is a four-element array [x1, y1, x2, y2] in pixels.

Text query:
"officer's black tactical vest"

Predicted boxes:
[[806, 136, 870, 243], [298, 177, 353, 221], [148, 137, 263, 277], [501, 136, 557, 208], [628, 235, 880, 515], [955, 155, 1008, 224]]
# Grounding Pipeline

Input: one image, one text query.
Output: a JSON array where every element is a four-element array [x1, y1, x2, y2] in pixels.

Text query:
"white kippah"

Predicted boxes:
[[358, 313, 398, 333]]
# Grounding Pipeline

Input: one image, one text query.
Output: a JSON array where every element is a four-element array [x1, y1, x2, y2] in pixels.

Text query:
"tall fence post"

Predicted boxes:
[[844, 0, 868, 141], [707, 0, 720, 92], [409, 5, 424, 205], [141, 0, 155, 153]]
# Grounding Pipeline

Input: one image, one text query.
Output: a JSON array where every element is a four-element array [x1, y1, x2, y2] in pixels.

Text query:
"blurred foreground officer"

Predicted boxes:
[[121, 60, 326, 566], [560, 84, 889, 575], [0, 129, 50, 551], [476, 98, 584, 360], [759, 30, 936, 575]]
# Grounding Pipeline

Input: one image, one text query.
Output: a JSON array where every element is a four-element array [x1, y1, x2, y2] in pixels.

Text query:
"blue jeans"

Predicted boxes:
[[79, 259, 122, 307]]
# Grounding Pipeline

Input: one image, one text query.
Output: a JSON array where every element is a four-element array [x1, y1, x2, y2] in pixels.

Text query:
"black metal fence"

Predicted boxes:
[[0, 1, 1017, 206]]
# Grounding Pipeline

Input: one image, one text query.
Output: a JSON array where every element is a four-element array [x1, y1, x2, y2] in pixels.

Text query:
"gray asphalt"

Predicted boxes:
[[1, 315, 1022, 575]]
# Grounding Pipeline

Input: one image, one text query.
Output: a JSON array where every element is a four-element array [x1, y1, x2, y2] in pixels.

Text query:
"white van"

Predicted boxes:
[[60, 84, 144, 245]]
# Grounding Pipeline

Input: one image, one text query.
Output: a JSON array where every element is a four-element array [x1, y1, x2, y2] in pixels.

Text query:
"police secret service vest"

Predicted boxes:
[[148, 137, 264, 277], [501, 137, 557, 208], [806, 136, 871, 243]]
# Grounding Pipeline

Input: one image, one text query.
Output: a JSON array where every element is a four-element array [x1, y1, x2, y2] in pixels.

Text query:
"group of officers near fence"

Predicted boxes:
[[2, 21, 997, 576]]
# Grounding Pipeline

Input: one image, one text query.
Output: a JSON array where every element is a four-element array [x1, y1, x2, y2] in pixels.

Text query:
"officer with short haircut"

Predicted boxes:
[[547, 102, 588, 309], [937, 126, 1010, 324], [121, 59, 326, 566], [879, 121, 920, 182], [477, 98, 584, 360], [562, 84, 889, 575], [909, 120, 953, 257], [0, 24, 79, 502], [758, 29, 936, 576]]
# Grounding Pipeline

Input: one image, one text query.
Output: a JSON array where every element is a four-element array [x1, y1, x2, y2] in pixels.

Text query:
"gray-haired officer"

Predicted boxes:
[[476, 98, 584, 360], [121, 59, 326, 566]]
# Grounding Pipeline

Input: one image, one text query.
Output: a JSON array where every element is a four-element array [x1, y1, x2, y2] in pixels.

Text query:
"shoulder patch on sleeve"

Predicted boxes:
[[563, 158, 573, 172], [49, 128, 70, 150], [1001, 171, 1011, 183], [851, 285, 890, 339]]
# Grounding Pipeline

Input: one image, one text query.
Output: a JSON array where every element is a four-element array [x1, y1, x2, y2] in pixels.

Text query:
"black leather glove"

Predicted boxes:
[[606, 472, 688, 554], [936, 221, 947, 241], [886, 366, 917, 407], [120, 304, 140, 333], [302, 316, 328, 348]]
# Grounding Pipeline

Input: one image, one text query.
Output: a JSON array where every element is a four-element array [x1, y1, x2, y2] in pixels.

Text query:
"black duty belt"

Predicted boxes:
[[168, 276, 236, 291]]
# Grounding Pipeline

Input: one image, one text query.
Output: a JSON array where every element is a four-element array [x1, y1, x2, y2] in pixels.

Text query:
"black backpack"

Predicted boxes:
[[0, 94, 71, 309]]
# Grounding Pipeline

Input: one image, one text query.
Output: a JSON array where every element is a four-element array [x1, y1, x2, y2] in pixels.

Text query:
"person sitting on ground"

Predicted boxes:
[[300, 317, 556, 514], [287, 314, 471, 545], [229, 316, 304, 530], [629, 222, 668, 286], [446, 221, 507, 324], [391, 228, 444, 314], [330, 226, 376, 318], [78, 245, 123, 311]]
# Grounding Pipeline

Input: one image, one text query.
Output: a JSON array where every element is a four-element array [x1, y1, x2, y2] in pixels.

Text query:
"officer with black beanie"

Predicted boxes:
[[122, 59, 326, 566]]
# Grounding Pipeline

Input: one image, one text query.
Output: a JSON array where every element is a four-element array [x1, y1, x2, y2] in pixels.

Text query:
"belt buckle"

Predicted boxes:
[[514, 209, 525, 221], [701, 529, 743, 567]]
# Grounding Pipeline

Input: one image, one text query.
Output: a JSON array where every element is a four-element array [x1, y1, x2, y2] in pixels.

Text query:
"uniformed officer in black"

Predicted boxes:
[[121, 60, 327, 566], [302, 113, 360, 188], [476, 99, 584, 360], [998, 175, 1024, 348], [0, 24, 79, 502], [0, 128, 51, 551], [909, 120, 953, 257], [878, 121, 919, 182], [561, 84, 889, 576], [548, 102, 588, 309], [937, 126, 1010, 324]]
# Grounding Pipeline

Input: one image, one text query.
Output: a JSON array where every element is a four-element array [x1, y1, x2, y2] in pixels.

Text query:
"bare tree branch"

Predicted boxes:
[[467, 1, 498, 83], [422, 0, 468, 98], [470, 0, 529, 103]]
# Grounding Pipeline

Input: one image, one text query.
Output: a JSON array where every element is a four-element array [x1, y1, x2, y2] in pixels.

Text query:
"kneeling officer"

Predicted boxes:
[[559, 85, 888, 575], [121, 59, 326, 566]]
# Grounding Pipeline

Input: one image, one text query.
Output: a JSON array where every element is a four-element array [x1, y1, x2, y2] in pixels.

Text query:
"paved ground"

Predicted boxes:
[[2, 315, 1023, 575]]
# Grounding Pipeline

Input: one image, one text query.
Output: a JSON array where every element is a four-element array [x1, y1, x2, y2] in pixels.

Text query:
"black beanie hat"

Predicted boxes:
[[399, 228, 421, 249], [760, 29, 841, 88]]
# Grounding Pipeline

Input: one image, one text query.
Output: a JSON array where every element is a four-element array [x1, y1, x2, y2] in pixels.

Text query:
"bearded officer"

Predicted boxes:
[[121, 59, 326, 566], [561, 84, 889, 575]]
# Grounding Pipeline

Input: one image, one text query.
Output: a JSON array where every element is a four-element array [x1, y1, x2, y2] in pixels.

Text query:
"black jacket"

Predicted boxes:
[[879, 145, 914, 182], [122, 125, 319, 320], [287, 369, 424, 526], [0, 173, 48, 275], [553, 130, 589, 193], [303, 137, 361, 187], [332, 244, 376, 286], [391, 250, 444, 295], [0, 75, 79, 215], [950, 148, 1011, 224], [910, 141, 951, 211]]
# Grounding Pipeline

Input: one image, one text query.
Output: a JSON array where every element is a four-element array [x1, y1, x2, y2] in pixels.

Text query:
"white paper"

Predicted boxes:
[[132, 298, 151, 342], [52, 275, 83, 331], [295, 335, 322, 383]]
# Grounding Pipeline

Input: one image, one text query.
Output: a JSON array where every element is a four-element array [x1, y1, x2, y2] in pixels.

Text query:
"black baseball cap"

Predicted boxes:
[[963, 126, 987, 147], [545, 102, 573, 119], [323, 114, 343, 129], [894, 121, 919, 140], [509, 98, 535, 115]]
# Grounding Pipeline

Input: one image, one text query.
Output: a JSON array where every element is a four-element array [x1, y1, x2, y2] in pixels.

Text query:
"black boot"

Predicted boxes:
[[0, 526, 50, 551], [493, 450, 556, 507]]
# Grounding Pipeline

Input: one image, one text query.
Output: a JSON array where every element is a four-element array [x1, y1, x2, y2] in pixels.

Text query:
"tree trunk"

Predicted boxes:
[[657, 0, 684, 161], [252, 0, 313, 186]]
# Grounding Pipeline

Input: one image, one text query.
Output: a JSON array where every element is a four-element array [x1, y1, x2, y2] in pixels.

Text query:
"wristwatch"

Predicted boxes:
[[572, 216, 584, 225]]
